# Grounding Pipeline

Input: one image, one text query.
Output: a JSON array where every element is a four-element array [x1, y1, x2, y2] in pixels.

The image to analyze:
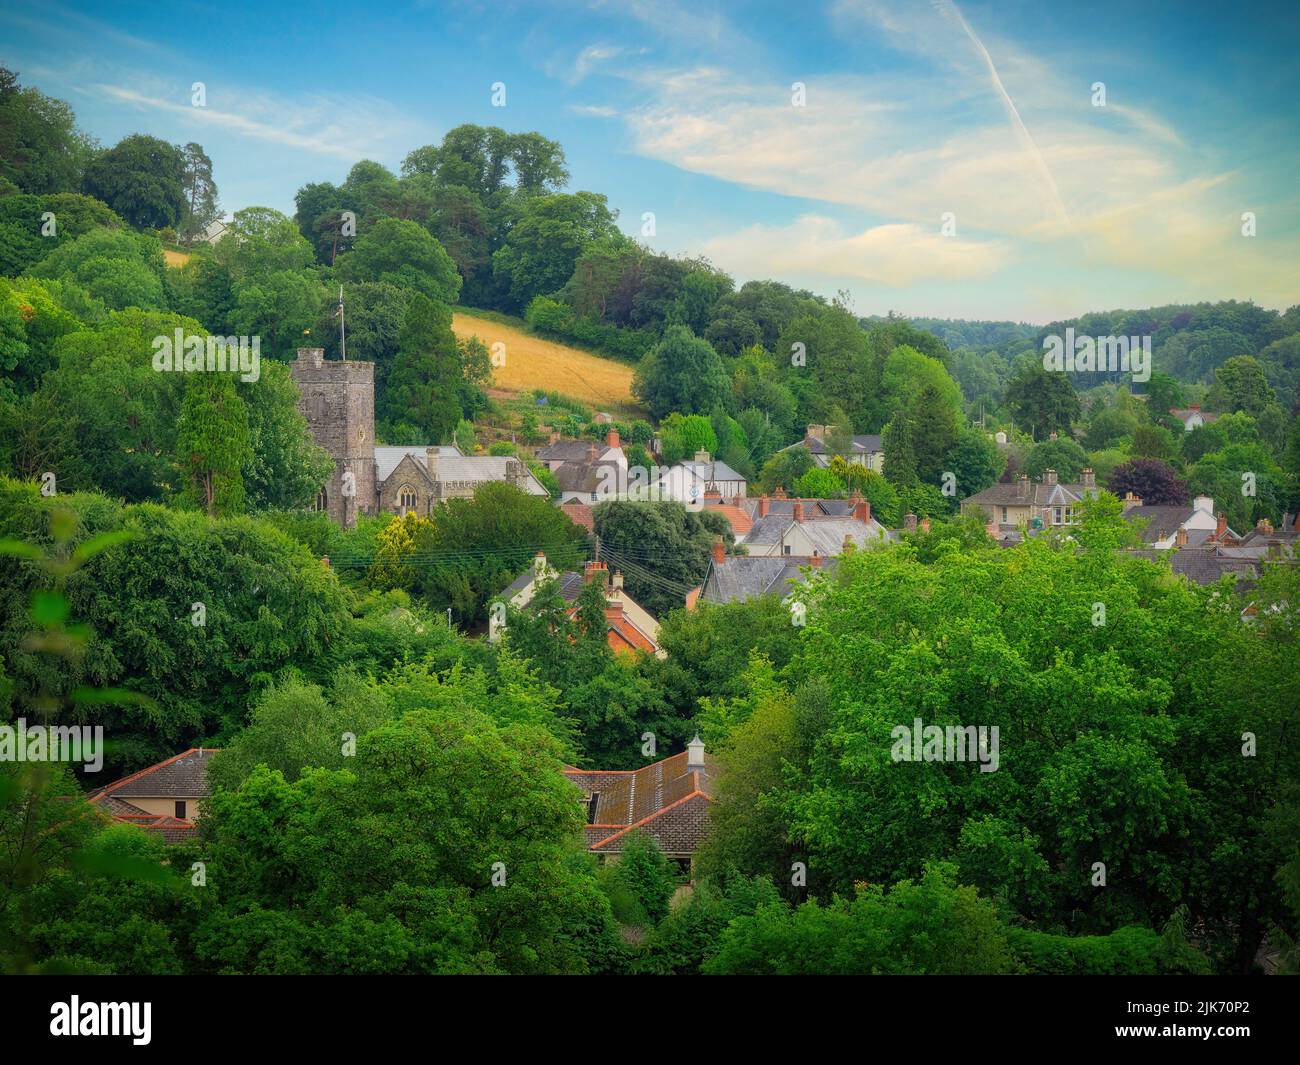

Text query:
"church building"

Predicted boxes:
[[289, 347, 548, 527]]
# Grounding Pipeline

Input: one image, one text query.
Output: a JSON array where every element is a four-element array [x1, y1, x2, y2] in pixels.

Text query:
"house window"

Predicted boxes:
[[313, 487, 327, 512], [1052, 507, 1063, 526], [1000, 506, 1008, 523], [586, 794, 600, 824], [175, 800, 187, 819], [783, 544, 792, 555], [398, 486, 417, 515]]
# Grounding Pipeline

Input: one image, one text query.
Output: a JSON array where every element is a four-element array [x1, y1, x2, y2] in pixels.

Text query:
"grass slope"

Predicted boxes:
[[452, 308, 641, 417]]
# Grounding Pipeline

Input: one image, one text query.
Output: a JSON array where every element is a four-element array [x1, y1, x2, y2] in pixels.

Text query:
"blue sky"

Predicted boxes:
[[3, 0, 1298, 323]]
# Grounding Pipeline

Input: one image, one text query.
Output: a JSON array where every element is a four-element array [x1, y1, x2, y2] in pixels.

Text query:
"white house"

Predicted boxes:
[[653, 450, 747, 503]]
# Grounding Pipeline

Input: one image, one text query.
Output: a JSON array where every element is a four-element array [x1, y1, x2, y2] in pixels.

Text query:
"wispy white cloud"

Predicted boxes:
[[93, 82, 429, 163], [701, 215, 1009, 286]]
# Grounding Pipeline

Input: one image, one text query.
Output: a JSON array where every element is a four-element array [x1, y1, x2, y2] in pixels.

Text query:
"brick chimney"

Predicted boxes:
[[606, 428, 619, 449], [809, 553, 823, 568], [583, 560, 608, 586], [758, 495, 770, 517], [1017, 474, 1030, 499], [854, 498, 871, 523], [904, 512, 918, 532], [587, 441, 598, 463], [711, 536, 725, 563], [1175, 526, 1188, 547], [611, 569, 624, 591], [1123, 491, 1143, 509], [919, 518, 931, 534], [842, 533, 854, 553], [1044, 468, 1058, 486], [1215, 512, 1227, 540], [1048, 431, 1058, 441], [1256, 517, 1273, 535], [533, 550, 547, 574], [774, 486, 786, 499], [1081, 467, 1095, 488], [792, 502, 805, 523], [694, 449, 711, 463]]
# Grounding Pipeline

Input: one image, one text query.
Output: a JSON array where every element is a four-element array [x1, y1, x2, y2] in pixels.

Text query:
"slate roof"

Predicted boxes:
[[962, 478, 1098, 508], [1124, 505, 1196, 543], [373, 445, 462, 482], [89, 748, 217, 800], [554, 459, 621, 494], [743, 514, 891, 552], [435, 455, 549, 495], [87, 748, 217, 846], [660, 459, 747, 484], [700, 555, 824, 604], [785, 432, 883, 457]]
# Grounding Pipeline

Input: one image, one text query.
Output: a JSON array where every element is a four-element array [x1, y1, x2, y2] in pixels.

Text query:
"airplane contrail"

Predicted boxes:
[[939, 0, 1077, 239]]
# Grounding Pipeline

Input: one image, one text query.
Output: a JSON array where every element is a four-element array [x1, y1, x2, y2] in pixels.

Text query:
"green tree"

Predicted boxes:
[[634, 325, 730, 420], [175, 372, 250, 516], [178, 142, 220, 244], [381, 293, 463, 442], [337, 218, 462, 304], [1004, 361, 1080, 440], [81, 135, 186, 230]]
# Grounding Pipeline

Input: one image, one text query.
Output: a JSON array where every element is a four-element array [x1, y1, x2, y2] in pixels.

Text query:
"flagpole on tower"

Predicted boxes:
[[337, 286, 346, 361]]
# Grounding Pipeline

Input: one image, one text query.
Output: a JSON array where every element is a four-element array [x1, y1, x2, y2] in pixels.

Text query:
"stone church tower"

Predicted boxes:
[[290, 348, 375, 528]]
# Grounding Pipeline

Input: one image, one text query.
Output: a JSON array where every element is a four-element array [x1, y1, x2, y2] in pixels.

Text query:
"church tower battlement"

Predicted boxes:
[[290, 348, 375, 528]]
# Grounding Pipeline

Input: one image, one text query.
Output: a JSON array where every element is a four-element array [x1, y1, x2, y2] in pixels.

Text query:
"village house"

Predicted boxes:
[[536, 428, 625, 474], [504, 555, 665, 657], [777, 424, 885, 472], [960, 468, 1102, 531], [563, 736, 714, 875], [652, 450, 748, 502], [547, 430, 629, 504], [740, 494, 892, 556], [1121, 494, 1223, 549], [87, 748, 217, 845], [1169, 404, 1219, 432], [290, 347, 548, 528], [692, 537, 828, 607]]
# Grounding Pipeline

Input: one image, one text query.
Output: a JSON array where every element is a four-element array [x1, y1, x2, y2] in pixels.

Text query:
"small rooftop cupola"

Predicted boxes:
[[687, 734, 706, 770]]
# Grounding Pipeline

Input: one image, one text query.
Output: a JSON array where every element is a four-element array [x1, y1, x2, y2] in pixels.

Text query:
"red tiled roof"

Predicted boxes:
[[563, 750, 714, 857], [559, 502, 594, 532]]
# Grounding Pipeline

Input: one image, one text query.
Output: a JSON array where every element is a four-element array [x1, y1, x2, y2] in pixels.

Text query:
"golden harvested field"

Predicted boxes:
[[451, 311, 642, 416], [163, 249, 192, 268]]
